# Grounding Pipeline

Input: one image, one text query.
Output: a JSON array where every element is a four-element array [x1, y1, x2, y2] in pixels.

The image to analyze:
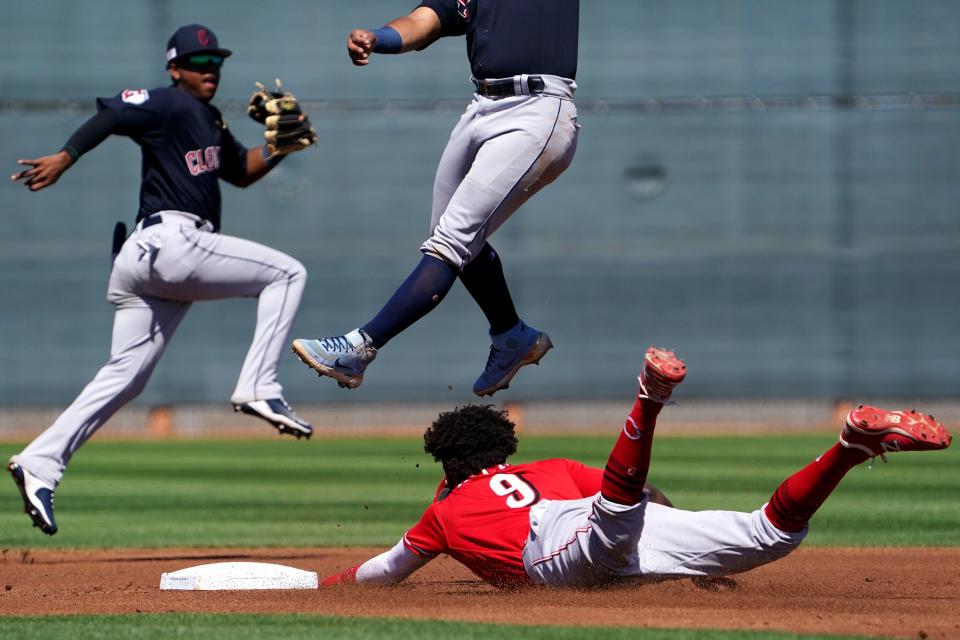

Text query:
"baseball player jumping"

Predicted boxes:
[[293, 0, 580, 396], [8, 24, 318, 535], [321, 347, 952, 588]]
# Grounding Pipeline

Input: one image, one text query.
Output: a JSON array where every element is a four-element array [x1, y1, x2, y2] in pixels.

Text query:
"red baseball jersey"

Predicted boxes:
[[403, 459, 603, 588]]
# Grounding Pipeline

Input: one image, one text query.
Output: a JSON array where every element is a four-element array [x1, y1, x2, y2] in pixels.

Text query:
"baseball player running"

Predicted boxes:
[[321, 347, 952, 588], [8, 24, 318, 535], [293, 0, 580, 396]]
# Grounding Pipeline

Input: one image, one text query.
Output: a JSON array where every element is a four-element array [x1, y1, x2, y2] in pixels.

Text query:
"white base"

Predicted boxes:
[[160, 561, 318, 590]]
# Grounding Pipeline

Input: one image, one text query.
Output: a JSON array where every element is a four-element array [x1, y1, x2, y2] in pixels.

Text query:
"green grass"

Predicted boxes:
[[0, 614, 867, 640], [1, 435, 951, 638], [0, 433, 956, 548]]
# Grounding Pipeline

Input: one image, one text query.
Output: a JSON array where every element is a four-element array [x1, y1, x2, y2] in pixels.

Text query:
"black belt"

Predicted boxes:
[[141, 213, 206, 229], [473, 75, 546, 98]]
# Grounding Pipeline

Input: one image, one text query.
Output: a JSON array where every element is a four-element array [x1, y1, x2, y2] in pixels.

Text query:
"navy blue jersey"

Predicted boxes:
[[418, 0, 579, 80], [96, 86, 249, 231]]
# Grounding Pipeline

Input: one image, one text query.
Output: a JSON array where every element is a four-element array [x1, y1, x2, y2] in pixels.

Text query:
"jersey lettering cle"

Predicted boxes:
[[185, 146, 221, 176], [96, 86, 248, 231]]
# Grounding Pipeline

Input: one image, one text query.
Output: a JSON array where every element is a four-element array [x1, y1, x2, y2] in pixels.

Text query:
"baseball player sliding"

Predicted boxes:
[[8, 24, 318, 535], [322, 347, 952, 588], [293, 0, 580, 397]]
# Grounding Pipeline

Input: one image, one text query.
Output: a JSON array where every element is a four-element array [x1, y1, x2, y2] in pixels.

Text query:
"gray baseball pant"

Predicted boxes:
[[421, 74, 580, 268], [523, 494, 806, 587], [11, 211, 306, 487]]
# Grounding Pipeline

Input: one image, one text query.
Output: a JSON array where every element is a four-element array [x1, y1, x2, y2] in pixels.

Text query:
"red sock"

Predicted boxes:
[[600, 398, 662, 505], [764, 443, 870, 532]]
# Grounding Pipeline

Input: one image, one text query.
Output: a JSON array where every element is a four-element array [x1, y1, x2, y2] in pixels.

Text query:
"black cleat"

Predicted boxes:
[[234, 398, 313, 439], [8, 462, 57, 535]]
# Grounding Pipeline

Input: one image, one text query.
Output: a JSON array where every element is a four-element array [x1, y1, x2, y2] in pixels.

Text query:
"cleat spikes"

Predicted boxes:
[[235, 399, 312, 439], [638, 346, 687, 404], [841, 406, 952, 459]]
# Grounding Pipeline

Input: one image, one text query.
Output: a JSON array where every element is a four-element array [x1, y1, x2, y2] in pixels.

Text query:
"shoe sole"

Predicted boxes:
[[842, 406, 952, 454], [644, 346, 687, 383], [233, 404, 312, 440], [474, 333, 554, 398], [292, 341, 363, 390], [7, 463, 57, 535]]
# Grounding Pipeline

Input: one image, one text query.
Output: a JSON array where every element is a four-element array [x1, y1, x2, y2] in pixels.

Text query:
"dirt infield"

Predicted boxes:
[[1, 547, 956, 638]]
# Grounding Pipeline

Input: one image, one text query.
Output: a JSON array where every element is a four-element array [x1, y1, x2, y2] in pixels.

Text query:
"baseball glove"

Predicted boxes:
[[248, 79, 317, 157]]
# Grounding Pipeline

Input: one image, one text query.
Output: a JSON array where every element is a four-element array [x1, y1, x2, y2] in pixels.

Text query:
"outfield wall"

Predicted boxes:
[[3, 399, 960, 442], [2, 1, 958, 409]]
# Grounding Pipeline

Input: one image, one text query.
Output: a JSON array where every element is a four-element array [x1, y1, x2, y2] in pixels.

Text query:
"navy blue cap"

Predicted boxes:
[[166, 24, 232, 66]]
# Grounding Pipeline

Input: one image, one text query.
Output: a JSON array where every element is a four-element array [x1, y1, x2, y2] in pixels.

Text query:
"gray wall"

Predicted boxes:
[[2, 1, 959, 406]]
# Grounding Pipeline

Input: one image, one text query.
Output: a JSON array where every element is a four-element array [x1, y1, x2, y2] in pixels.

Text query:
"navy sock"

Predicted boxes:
[[361, 254, 458, 348], [459, 243, 520, 336]]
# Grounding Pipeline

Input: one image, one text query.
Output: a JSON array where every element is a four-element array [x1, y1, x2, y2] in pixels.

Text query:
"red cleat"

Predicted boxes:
[[840, 405, 952, 461], [638, 346, 687, 404]]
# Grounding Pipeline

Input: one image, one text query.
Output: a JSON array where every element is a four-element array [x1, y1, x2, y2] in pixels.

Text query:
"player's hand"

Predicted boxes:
[[10, 151, 73, 191], [347, 29, 376, 66], [321, 565, 360, 586]]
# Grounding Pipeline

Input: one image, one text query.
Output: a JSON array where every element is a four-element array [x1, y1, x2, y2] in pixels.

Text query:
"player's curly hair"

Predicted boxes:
[[423, 404, 518, 487]]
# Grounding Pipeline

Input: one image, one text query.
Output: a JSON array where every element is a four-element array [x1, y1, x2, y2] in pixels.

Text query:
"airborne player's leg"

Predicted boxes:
[[293, 80, 579, 397], [289, 99, 479, 390], [290, 254, 459, 390], [459, 244, 553, 398], [425, 87, 578, 397]]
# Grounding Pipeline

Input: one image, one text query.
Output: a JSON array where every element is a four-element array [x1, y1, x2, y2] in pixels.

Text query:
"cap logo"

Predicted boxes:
[[197, 29, 210, 46], [166, 47, 178, 61]]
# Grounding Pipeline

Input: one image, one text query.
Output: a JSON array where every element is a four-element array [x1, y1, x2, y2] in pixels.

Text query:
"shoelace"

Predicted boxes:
[[840, 430, 887, 467], [319, 336, 352, 352], [482, 346, 502, 373], [640, 368, 678, 401], [276, 399, 307, 423]]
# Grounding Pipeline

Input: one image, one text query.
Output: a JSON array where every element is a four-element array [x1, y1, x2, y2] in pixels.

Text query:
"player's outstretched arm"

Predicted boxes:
[[322, 540, 431, 586], [12, 108, 119, 192], [11, 152, 73, 192], [347, 7, 442, 66]]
